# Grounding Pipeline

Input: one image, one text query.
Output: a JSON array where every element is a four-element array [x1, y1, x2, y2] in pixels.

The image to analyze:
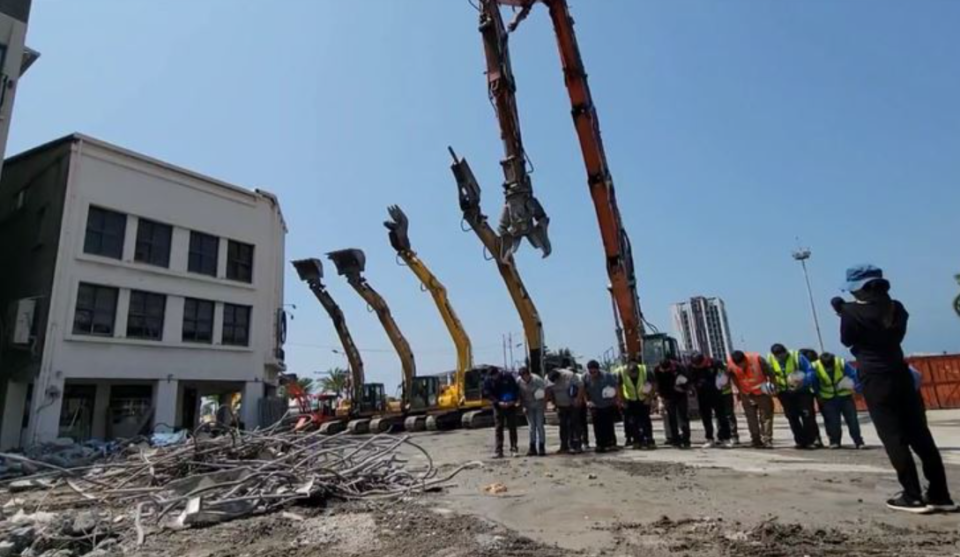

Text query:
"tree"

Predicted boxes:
[[296, 377, 316, 394], [543, 346, 577, 373], [319, 367, 349, 397]]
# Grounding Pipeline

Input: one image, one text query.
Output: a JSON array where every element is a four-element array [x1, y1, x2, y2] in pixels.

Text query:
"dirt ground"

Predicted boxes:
[[6, 410, 960, 557]]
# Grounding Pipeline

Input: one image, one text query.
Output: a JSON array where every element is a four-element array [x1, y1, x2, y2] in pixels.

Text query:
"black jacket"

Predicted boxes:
[[483, 372, 520, 404], [839, 297, 909, 377], [654, 360, 690, 400], [689, 358, 722, 392]]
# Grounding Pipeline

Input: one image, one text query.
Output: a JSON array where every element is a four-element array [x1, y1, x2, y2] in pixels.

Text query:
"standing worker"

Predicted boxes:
[[834, 265, 954, 513], [582, 360, 619, 452], [518, 366, 548, 456], [654, 357, 692, 448], [689, 352, 732, 448], [717, 360, 741, 446], [727, 351, 776, 448], [768, 344, 821, 449], [617, 358, 656, 450], [812, 352, 865, 449], [547, 360, 583, 454], [483, 366, 520, 458]]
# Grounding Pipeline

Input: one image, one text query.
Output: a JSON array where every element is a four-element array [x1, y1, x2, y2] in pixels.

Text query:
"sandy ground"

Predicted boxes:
[[7, 410, 959, 557]]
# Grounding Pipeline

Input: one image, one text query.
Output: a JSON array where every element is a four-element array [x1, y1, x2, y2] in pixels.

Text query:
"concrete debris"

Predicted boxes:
[[0, 422, 477, 549], [482, 483, 508, 495]]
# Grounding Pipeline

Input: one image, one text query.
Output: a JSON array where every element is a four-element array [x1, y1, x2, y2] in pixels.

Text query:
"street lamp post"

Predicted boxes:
[[792, 247, 825, 353]]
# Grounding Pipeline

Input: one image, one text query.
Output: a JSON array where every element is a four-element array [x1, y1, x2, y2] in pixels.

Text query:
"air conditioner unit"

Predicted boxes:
[[12, 298, 36, 345]]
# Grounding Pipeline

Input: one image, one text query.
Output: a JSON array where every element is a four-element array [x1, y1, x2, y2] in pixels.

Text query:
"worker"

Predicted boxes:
[[518, 366, 548, 457], [654, 357, 691, 448], [547, 360, 583, 454], [689, 352, 732, 448], [581, 360, 619, 452], [812, 352, 865, 450], [834, 264, 954, 513], [727, 350, 776, 448], [483, 366, 520, 458], [617, 358, 655, 450], [799, 348, 828, 449], [577, 367, 592, 450], [768, 344, 821, 449], [716, 360, 741, 446]]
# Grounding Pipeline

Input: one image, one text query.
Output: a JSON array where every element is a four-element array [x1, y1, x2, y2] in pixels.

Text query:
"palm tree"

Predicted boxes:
[[296, 377, 316, 394], [319, 367, 350, 398]]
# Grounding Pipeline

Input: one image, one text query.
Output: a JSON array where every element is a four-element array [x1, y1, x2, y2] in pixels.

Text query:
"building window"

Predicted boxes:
[[226, 240, 254, 283], [188, 231, 219, 277], [84, 206, 127, 259], [222, 304, 251, 347], [134, 219, 173, 268], [182, 298, 214, 344], [73, 283, 119, 336], [127, 290, 166, 341]]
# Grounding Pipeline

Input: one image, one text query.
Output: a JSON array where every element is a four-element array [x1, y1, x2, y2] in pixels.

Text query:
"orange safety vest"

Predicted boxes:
[[727, 353, 766, 395]]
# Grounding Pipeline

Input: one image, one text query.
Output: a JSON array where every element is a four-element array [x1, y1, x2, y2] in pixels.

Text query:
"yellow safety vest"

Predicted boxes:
[[814, 358, 852, 400], [620, 364, 649, 402], [767, 351, 800, 391]]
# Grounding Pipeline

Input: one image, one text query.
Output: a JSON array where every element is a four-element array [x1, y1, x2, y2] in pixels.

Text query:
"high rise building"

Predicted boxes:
[[670, 296, 734, 362]]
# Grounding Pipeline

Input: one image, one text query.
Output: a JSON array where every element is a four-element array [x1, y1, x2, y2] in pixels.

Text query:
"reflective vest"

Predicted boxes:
[[814, 358, 852, 400], [727, 353, 766, 395], [767, 351, 801, 391], [619, 364, 650, 402]]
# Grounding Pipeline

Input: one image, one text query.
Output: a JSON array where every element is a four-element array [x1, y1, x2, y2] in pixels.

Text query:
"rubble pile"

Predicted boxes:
[[1, 424, 478, 556]]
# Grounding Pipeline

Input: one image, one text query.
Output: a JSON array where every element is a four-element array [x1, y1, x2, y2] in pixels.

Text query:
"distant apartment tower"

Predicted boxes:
[[670, 296, 734, 362]]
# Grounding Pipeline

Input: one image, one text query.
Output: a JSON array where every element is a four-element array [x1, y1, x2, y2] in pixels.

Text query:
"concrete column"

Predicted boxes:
[[241, 381, 263, 430], [165, 296, 184, 344], [153, 378, 179, 433], [27, 373, 66, 444], [91, 383, 111, 440], [216, 237, 228, 279], [0, 381, 29, 450], [213, 302, 224, 345], [115, 289, 131, 339], [170, 227, 190, 273], [122, 215, 138, 262]]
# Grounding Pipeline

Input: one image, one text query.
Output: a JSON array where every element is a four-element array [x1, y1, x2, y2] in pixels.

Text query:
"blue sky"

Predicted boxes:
[[12, 1, 960, 390]]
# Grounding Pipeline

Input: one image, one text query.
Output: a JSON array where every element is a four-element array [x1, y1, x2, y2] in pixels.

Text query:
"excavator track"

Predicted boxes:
[[369, 415, 403, 433], [347, 418, 372, 435], [319, 419, 347, 435], [462, 409, 494, 429], [404, 415, 427, 432]]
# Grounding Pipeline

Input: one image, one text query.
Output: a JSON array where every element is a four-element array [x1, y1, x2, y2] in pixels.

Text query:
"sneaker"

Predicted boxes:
[[632, 443, 643, 450], [886, 494, 932, 514], [721, 440, 735, 449], [855, 443, 867, 450], [924, 495, 958, 513], [526, 448, 537, 457], [556, 448, 569, 455], [681, 442, 692, 450], [829, 444, 842, 450], [494, 450, 504, 459], [702, 440, 716, 449], [761, 442, 775, 450]]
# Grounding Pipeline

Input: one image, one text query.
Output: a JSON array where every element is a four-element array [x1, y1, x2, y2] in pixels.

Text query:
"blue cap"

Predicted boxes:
[[842, 264, 884, 292]]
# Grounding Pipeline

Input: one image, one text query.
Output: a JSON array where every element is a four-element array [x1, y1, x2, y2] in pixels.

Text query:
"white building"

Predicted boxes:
[[0, 0, 39, 180], [0, 134, 286, 448], [671, 296, 734, 362]]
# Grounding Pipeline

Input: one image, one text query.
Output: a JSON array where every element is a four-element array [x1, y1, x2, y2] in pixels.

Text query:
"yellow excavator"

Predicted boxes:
[[327, 248, 440, 432], [384, 205, 493, 429], [291, 258, 389, 434]]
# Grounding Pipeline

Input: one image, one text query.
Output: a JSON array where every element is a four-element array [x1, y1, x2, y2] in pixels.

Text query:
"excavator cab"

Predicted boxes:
[[358, 383, 387, 414], [642, 333, 680, 367], [409, 376, 441, 412], [327, 249, 366, 278]]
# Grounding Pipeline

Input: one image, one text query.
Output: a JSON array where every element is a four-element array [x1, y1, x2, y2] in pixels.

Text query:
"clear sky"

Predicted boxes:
[[12, 1, 960, 391]]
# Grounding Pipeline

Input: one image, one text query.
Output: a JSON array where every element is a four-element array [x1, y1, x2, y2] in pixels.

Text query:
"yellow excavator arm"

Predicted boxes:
[[448, 148, 545, 377], [327, 249, 416, 408], [385, 205, 473, 405]]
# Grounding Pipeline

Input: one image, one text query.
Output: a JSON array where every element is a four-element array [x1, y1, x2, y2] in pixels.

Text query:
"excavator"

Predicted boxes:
[[291, 258, 389, 434], [446, 0, 549, 378], [384, 205, 493, 429], [326, 248, 439, 432], [495, 0, 679, 365]]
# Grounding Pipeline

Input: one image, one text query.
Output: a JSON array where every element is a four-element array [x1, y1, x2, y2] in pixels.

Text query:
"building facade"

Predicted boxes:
[[0, 134, 286, 448], [0, 0, 39, 180], [670, 296, 734, 362]]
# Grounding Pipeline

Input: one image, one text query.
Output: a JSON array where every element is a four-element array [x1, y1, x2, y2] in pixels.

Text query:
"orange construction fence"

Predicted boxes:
[[853, 354, 960, 411]]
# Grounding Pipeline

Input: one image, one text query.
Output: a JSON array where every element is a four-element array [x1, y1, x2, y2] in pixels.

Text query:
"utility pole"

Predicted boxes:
[[792, 246, 825, 353]]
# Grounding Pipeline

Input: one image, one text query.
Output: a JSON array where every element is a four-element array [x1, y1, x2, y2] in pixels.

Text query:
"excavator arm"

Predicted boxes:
[[478, 0, 550, 261], [505, 0, 646, 362], [291, 259, 365, 405], [449, 148, 545, 377], [385, 205, 473, 403], [327, 249, 417, 407]]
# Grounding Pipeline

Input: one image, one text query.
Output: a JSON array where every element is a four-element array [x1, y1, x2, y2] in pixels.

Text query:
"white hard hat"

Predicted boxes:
[[837, 377, 855, 391], [716, 374, 730, 390], [787, 371, 805, 389], [760, 382, 777, 396], [641, 382, 654, 395]]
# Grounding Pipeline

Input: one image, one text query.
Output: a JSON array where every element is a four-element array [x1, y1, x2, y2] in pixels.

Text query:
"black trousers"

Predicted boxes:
[[663, 396, 690, 445], [697, 388, 731, 442], [591, 406, 618, 449], [720, 392, 739, 441], [494, 405, 519, 453], [623, 400, 654, 445], [557, 405, 583, 451], [778, 390, 821, 447], [579, 404, 590, 446], [862, 371, 951, 502]]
